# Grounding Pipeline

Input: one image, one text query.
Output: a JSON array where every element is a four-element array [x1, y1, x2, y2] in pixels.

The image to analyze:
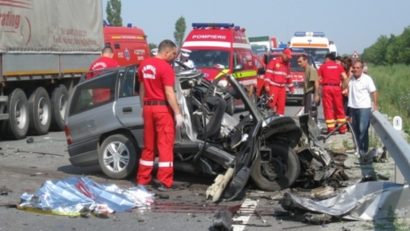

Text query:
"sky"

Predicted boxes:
[[102, 0, 410, 55]]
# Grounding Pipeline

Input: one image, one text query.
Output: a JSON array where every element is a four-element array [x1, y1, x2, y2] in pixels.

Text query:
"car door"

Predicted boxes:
[[114, 66, 143, 128], [67, 70, 120, 153]]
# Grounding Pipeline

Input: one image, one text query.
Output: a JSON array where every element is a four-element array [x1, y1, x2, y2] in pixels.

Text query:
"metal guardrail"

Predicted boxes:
[[371, 110, 410, 183]]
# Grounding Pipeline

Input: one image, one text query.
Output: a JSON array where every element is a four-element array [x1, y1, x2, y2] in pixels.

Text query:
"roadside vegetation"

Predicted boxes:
[[368, 64, 410, 135], [361, 25, 410, 135]]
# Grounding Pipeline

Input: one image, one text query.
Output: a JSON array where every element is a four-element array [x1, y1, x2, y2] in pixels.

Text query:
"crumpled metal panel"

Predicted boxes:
[[282, 181, 410, 221], [18, 176, 154, 216]]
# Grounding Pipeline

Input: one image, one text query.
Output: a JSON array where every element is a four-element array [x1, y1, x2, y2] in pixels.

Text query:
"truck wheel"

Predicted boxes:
[[98, 134, 139, 179], [3, 88, 29, 139], [28, 87, 52, 135], [51, 85, 68, 131], [251, 143, 300, 191]]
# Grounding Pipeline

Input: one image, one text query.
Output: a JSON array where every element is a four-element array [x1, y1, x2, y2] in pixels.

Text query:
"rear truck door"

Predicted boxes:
[[114, 66, 143, 128]]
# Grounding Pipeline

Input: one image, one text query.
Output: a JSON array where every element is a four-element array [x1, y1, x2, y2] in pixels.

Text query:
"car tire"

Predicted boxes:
[[251, 143, 300, 191], [98, 134, 138, 179], [2, 88, 29, 139], [28, 87, 52, 135], [51, 85, 69, 131]]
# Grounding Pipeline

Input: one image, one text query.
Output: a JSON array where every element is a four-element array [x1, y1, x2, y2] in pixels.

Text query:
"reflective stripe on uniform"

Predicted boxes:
[[265, 70, 287, 76], [158, 162, 173, 168], [232, 70, 257, 79], [139, 159, 154, 166], [337, 118, 347, 123]]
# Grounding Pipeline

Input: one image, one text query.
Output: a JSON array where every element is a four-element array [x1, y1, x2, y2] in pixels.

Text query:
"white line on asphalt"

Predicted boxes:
[[296, 106, 305, 116], [232, 197, 259, 231]]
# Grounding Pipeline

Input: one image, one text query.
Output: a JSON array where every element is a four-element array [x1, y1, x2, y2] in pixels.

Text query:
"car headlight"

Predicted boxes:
[[217, 79, 228, 88]]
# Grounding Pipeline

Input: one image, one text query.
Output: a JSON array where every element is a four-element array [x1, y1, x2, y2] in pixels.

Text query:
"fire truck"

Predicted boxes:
[[0, 0, 149, 140], [289, 32, 333, 68], [182, 23, 259, 88], [249, 36, 278, 58]]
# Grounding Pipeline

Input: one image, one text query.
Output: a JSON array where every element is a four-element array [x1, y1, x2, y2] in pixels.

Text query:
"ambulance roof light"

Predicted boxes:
[[294, 31, 326, 37], [192, 23, 235, 29], [127, 23, 132, 28]]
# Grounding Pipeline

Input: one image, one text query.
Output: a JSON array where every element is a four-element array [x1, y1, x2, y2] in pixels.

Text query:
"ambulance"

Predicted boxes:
[[103, 24, 150, 67], [182, 23, 258, 88], [289, 32, 333, 67]]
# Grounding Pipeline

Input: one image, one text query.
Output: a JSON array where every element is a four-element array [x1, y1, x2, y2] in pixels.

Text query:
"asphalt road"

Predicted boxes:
[[0, 104, 391, 231]]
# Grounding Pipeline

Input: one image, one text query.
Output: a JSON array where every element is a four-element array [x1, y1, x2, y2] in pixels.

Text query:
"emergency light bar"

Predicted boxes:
[[270, 48, 306, 53], [294, 32, 325, 37], [192, 23, 235, 29]]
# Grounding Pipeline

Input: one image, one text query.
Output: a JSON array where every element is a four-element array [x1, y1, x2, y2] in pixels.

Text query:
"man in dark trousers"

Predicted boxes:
[[348, 60, 378, 155], [136, 40, 183, 191], [297, 54, 320, 121]]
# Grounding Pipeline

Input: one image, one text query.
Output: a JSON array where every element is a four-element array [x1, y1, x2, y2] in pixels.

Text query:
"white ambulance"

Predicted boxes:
[[289, 32, 334, 67]]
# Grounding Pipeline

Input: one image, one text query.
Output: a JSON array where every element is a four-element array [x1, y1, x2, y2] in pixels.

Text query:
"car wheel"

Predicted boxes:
[[51, 85, 68, 131], [98, 134, 138, 179], [3, 88, 29, 139], [28, 87, 52, 135], [251, 143, 300, 191]]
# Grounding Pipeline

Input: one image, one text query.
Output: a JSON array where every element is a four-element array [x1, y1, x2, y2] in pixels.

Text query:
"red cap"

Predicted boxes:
[[283, 48, 292, 59]]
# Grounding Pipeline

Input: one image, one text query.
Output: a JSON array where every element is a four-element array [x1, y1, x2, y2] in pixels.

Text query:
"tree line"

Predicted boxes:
[[362, 26, 410, 65]]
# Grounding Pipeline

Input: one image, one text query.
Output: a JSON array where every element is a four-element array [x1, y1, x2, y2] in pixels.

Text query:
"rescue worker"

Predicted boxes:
[[87, 46, 119, 78], [318, 53, 349, 134], [297, 54, 320, 120], [87, 46, 120, 104], [348, 60, 378, 155], [136, 40, 184, 191], [264, 48, 294, 116]]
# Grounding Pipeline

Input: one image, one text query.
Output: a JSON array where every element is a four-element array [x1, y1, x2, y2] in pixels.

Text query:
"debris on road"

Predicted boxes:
[[0, 186, 12, 196], [18, 176, 154, 217], [280, 181, 410, 222]]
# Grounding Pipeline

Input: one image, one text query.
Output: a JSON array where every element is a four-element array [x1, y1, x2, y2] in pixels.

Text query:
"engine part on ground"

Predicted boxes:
[[206, 167, 234, 202], [209, 209, 233, 231]]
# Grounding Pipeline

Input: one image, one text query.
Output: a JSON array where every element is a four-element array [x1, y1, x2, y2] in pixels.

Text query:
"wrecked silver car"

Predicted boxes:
[[64, 64, 344, 202]]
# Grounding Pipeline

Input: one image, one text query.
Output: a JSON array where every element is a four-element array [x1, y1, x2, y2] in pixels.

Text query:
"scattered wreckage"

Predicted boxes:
[[65, 63, 348, 203]]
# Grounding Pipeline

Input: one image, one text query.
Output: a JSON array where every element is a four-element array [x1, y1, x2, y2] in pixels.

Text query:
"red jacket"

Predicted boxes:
[[264, 57, 294, 90]]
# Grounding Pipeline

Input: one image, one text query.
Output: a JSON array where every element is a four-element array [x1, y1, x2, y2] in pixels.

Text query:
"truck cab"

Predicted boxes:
[[182, 23, 258, 88], [103, 25, 150, 67]]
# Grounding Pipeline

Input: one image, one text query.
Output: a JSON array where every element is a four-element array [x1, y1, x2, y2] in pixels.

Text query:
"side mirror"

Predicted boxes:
[[234, 64, 243, 71]]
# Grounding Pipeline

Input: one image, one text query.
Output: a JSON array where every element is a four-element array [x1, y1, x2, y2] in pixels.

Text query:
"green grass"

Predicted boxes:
[[368, 64, 410, 134]]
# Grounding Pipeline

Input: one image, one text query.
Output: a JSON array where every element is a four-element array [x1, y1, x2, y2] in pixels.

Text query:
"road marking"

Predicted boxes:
[[232, 197, 259, 231], [296, 106, 304, 116]]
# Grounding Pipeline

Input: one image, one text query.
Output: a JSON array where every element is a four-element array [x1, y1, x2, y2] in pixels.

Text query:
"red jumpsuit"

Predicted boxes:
[[136, 57, 175, 188], [318, 60, 347, 134], [264, 57, 294, 115], [87, 56, 120, 104]]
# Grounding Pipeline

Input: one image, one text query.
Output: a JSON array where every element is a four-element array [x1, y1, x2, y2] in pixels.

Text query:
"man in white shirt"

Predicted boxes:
[[348, 60, 378, 155]]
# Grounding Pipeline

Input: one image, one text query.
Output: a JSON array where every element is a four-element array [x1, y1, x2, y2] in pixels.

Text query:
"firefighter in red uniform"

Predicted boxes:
[[318, 53, 349, 134], [136, 40, 183, 191], [87, 46, 120, 104], [264, 48, 294, 116]]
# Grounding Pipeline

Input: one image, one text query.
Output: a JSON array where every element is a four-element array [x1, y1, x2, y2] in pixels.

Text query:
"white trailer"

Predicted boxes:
[[0, 0, 104, 139]]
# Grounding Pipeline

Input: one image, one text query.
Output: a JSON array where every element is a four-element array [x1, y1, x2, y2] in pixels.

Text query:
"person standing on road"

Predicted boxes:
[[136, 40, 184, 191], [264, 48, 294, 116], [297, 54, 320, 120], [348, 60, 378, 155], [318, 53, 349, 134], [87, 46, 120, 104]]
